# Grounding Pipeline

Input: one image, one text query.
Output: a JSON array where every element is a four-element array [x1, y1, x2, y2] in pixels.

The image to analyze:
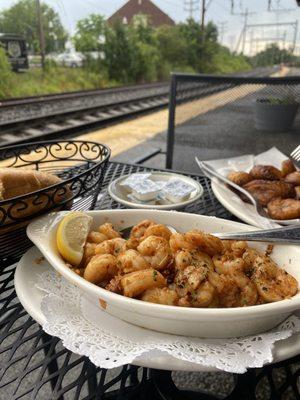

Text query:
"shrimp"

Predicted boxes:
[[81, 242, 97, 266], [175, 264, 209, 295], [177, 281, 216, 308], [143, 224, 172, 241], [141, 287, 178, 305], [184, 230, 224, 256], [120, 269, 166, 297], [128, 222, 172, 248], [190, 281, 216, 307], [95, 238, 127, 257], [213, 254, 245, 275], [127, 220, 155, 248], [208, 271, 257, 307], [137, 235, 173, 270], [170, 231, 224, 256], [222, 241, 247, 257], [169, 233, 195, 253], [252, 254, 298, 302], [233, 273, 258, 306], [175, 250, 214, 271], [87, 231, 108, 244], [98, 223, 121, 239], [83, 254, 117, 284], [117, 249, 150, 273]]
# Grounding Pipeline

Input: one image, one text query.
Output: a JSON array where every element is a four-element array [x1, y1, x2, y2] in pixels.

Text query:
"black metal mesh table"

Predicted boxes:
[[1, 161, 299, 400]]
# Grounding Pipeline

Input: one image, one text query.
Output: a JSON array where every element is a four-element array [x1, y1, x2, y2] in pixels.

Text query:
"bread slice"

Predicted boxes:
[[0, 168, 73, 230], [0, 168, 62, 200]]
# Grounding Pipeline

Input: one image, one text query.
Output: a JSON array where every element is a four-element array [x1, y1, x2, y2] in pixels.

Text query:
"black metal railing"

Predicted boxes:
[[166, 72, 300, 169]]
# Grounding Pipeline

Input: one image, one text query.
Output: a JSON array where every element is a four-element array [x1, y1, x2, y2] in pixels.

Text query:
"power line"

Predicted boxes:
[[267, 0, 295, 13], [218, 20, 228, 44], [184, 0, 199, 19], [159, 0, 183, 9], [244, 21, 298, 55], [230, 2, 256, 54]]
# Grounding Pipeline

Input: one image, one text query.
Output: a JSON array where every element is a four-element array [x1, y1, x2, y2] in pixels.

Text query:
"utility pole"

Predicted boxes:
[[218, 21, 228, 44], [292, 20, 298, 53], [241, 8, 249, 54], [246, 21, 298, 55], [184, 0, 198, 20], [201, 0, 206, 37], [36, 0, 45, 71], [231, 2, 255, 54], [200, 0, 212, 44]]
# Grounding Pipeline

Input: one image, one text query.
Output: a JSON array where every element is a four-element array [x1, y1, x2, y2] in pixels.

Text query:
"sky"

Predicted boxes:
[[0, 0, 299, 54]]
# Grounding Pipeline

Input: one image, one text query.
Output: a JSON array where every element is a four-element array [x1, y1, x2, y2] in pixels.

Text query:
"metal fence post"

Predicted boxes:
[[166, 74, 177, 169]]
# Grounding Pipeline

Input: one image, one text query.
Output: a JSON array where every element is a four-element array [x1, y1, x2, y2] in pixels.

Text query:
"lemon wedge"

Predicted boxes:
[[56, 211, 93, 266]]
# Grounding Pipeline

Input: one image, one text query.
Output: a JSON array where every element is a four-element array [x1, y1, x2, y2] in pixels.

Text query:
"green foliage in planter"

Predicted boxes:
[[257, 96, 298, 106]]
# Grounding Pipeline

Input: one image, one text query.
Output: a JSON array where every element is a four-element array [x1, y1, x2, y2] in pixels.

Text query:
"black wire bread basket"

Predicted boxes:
[[0, 140, 110, 260]]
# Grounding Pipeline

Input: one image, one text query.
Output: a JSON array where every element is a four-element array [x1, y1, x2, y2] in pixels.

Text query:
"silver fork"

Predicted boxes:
[[121, 223, 300, 244], [195, 158, 279, 228], [290, 145, 300, 168]]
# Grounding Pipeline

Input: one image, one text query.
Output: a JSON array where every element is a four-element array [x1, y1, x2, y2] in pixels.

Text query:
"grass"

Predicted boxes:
[[8, 66, 114, 98]]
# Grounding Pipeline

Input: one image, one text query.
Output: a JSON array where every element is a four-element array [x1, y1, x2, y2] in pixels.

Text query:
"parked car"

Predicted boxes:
[[55, 52, 84, 68], [0, 33, 28, 71]]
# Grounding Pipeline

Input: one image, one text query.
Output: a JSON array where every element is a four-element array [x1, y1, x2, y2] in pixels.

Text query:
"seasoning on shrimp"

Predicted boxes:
[[64, 218, 299, 309]]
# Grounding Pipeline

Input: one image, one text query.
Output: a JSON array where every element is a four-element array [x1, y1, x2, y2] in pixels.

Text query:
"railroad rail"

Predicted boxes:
[[0, 67, 278, 147]]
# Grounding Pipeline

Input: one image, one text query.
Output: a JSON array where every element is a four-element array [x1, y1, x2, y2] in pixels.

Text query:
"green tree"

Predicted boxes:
[[128, 21, 161, 82], [155, 25, 188, 69], [209, 46, 250, 74], [251, 43, 295, 67], [0, 47, 13, 98], [104, 20, 134, 83], [178, 20, 219, 72], [74, 14, 106, 53], [0, 0, 67, 53], [104, 19, 162, 83]]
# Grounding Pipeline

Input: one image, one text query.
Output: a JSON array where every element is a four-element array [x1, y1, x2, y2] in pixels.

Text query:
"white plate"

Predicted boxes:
[[108, 172, 203, 210], [14, 246, 300, 372], [208, 148, 300, 227], [212, 179, 270, 228], [211, 179, 300, 228], [27, 209, 300, 339]]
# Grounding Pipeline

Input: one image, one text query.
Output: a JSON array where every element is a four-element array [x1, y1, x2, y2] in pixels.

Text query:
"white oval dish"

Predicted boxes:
[[27, 209, 300, 338], [108, 172, 203, 210], [14, 246, 300, 372]]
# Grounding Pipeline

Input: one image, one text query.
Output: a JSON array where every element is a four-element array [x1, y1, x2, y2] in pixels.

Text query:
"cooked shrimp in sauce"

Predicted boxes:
[[61, 219, 298, 308]]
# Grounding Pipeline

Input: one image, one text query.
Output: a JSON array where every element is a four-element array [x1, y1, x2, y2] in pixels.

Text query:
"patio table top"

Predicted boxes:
[[1, 160, 299, 400]]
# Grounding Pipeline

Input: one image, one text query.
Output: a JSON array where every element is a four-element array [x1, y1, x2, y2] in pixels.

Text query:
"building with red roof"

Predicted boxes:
[[108, 0, 175, 27]]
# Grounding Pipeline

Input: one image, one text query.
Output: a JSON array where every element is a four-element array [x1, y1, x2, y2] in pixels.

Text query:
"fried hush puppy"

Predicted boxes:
[[227, 171, 253, 186], [249, 165, 282, 181], [267, 198, 300, 220], [243, 180, 295, 206], [285, 171, 300, 186], [281, 159, 296, 177], [295, 186, 300, 199]]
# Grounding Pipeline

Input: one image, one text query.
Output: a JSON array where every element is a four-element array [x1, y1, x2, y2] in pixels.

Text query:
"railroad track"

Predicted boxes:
[[0, 67, 278, 147]]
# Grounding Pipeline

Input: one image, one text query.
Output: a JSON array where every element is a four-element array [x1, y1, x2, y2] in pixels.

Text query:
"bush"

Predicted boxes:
[[0, 48, 13, 98]]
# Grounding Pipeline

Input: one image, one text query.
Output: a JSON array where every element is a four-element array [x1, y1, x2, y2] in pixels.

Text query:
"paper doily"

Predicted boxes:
[[37, 271, 300, 373]]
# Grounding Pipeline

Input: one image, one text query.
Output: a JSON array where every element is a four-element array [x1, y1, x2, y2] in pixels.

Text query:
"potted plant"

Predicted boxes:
[[254, 92, 299, 132]]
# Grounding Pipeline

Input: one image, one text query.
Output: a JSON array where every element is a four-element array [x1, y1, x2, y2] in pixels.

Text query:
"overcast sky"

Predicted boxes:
[[0, 0, 299, 54]]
